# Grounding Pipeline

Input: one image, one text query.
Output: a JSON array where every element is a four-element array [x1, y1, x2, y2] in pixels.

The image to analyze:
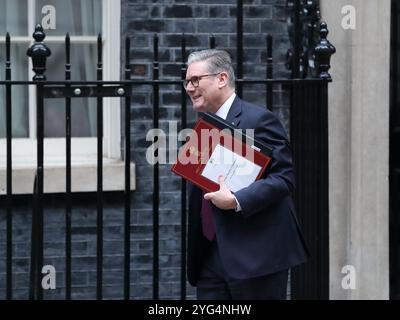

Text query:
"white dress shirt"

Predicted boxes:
[[213, 92, 242, 212], [215, 92, 236, 121]]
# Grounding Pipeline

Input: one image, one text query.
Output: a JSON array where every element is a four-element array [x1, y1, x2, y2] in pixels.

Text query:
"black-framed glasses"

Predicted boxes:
[[183, 73, 220, 88]]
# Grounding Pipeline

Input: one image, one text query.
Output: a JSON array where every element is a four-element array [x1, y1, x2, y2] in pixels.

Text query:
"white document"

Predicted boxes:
[[201, 144, 262, 193]]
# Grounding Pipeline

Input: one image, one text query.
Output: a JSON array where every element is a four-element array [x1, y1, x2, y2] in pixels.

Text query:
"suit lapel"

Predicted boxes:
[[226, 95, 242, 127]]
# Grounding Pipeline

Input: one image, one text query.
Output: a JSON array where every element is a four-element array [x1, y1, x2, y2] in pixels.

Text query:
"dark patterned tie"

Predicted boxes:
[[201, 194, 216, 241]]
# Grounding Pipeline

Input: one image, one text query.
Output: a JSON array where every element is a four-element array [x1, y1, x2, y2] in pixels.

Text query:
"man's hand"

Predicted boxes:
[[204, 175, 237, 210]]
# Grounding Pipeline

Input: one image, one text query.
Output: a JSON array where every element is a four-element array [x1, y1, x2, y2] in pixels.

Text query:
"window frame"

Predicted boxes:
[[0, 0, 126, 194]]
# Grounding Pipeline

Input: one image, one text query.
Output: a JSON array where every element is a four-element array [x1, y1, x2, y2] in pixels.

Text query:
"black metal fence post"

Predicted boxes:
[[209, 35, 215, 49], [292, 0, 301, 78], [26, 24, 51, 300], [236, 0, 243, 97], [290, 21, 335, 299], [35, 81, 44, 300], [318, 81, 330, 297], [266, 34, 273, 111], [5, 32, 13, 300], [124, 36, 132, 300], [96, 33, 104, 300], [152, 33, 160, 300], [65, 32, 72, 300], [180, 34, 187, 300], [29, 174, 39, 299]]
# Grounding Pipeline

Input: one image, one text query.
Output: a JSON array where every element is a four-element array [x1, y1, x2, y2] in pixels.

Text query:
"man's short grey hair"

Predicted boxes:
[[187, 49, 236, 89]]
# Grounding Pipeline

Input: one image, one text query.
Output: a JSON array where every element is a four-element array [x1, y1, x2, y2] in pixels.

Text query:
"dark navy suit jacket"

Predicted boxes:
[[187, 96, 309, 286]]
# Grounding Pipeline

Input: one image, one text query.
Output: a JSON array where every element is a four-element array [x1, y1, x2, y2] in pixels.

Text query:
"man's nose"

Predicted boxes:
[[185, 81, 195, 92]]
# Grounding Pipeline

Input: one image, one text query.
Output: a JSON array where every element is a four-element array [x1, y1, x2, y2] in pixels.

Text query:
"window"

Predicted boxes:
[[0, 0, 128, 194]]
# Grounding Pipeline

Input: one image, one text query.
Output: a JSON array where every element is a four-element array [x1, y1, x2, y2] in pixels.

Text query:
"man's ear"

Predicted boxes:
[[217, 72, 229, 88]]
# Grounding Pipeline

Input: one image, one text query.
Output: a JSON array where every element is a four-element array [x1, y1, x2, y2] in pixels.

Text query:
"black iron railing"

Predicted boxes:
[[1, 0, 335, 300]]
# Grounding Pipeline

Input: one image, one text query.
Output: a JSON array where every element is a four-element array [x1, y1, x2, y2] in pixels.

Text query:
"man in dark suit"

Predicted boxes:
[[184, 49, 309, 300]]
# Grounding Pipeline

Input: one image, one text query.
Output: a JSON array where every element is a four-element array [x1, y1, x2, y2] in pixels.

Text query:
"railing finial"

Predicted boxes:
[[314, 21, 336, 79], [27, 24, 51, 81]]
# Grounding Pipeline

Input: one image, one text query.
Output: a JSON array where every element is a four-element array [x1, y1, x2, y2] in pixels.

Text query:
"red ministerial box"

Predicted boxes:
[[171, 112, 273, 193]]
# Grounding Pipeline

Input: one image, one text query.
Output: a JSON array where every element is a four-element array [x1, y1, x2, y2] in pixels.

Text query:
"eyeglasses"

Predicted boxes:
[[183, 73, 220, 89]]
